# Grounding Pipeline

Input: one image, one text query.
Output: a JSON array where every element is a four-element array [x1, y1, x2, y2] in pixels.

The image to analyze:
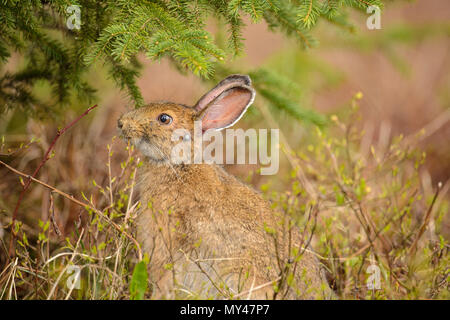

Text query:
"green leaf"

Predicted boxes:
[[129, 261, 148, 300], [336, 191, 345, 205]]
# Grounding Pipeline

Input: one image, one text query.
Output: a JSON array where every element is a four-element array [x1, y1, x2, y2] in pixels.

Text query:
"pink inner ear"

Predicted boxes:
[[201, 87, 253, 131], [194, 75, 251, 112]]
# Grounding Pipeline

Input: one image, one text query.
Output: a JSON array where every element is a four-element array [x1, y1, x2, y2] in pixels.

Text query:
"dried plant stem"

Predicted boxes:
[[406, 110, 450, 143], [409, 182, 442, 256], [0, 159, 142, 261], [46, 229, 84, 300], [110, 162, 139, 299], [233, 277, 281, 299], [8, 104, 98, 258]]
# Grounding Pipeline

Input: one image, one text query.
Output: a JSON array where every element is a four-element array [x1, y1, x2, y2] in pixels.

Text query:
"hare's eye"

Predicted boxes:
[[158, 113, 173, 125]]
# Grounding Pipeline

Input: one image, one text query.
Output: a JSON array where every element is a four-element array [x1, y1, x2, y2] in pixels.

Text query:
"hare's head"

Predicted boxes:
[[118, 75, 255, 164]]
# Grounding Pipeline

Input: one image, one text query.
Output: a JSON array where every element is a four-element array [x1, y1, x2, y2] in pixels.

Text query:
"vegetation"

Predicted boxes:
[[0, 97, 448, 299], [1, 0, 383, 120], [0, 0, 448, 300]]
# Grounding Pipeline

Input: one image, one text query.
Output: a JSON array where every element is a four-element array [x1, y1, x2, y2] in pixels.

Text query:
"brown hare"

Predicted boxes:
[[118, 75, 333, 299]]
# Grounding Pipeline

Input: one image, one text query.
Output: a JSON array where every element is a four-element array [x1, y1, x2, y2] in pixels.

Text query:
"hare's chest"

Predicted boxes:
[[138, 175, 183, 210]]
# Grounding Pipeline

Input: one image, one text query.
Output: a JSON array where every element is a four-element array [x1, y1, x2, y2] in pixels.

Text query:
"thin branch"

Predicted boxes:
[[8, 104, 98, 258], [0, 159, 142, 261], [409, 182, 442, 256]]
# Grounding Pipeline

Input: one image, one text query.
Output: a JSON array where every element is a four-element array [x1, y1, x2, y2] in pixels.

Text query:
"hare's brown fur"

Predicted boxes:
[[119, 80, 333, 299]]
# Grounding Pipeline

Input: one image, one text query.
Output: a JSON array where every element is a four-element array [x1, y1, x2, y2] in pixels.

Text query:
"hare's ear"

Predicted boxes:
[[194, 75, 255, 131]]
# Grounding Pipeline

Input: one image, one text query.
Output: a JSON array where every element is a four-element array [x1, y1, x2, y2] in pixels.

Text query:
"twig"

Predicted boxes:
[[404, 106, 450, 144], [409, 182, 442, 256], [0, 159, 142, 261], [232, 277, 281, 299], [246, 265, 257, 300], [49, 192, 61, 236], [110, 156, 139, 299], [8, 104, 98, 258], [46, 229, 84, 300], [0, 139, 38, 157]]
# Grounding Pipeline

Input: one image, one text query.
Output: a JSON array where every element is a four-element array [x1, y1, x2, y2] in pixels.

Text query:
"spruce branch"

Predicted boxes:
[[1, 0, 390, 115]]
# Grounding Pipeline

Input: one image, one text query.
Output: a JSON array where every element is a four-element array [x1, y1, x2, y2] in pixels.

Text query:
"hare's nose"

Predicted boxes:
[[117, 119, 124, 129]]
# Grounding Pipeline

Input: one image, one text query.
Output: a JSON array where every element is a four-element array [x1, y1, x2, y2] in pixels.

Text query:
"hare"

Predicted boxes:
[[118, 75, 333, 299]]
